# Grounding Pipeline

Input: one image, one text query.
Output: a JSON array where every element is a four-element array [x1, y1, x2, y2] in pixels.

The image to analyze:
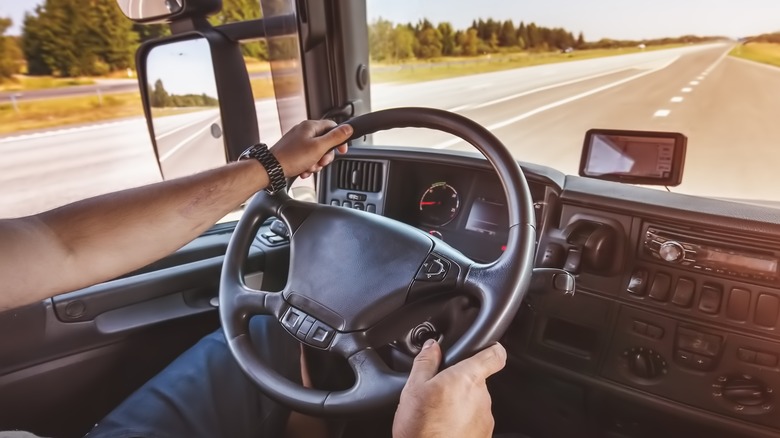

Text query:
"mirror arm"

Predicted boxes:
[[216, 15, 298, 42]]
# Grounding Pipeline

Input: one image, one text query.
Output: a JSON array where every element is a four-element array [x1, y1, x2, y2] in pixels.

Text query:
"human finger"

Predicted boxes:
[[406, 339, 442, 388], [448, 343, 506, 382]]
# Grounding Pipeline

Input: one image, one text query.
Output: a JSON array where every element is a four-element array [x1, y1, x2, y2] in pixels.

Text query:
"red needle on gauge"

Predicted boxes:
[[420, 202, 440, 206]]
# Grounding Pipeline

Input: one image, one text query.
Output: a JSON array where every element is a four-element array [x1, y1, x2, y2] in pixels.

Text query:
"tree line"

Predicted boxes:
[[746, 32, 780, 44], [369, 18, 723, 62], [149, 79, 218, 108], [0, 0, 267, 80]]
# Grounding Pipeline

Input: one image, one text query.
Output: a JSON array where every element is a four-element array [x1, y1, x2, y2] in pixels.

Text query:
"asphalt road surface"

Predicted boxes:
[[3, 43, 780, 218]]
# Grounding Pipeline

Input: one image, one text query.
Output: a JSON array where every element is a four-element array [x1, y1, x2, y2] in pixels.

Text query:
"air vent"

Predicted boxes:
[[335, 160, 383, 192]]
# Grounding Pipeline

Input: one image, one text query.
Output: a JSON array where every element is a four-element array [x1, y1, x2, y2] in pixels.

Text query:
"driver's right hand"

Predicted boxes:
[[391, 340, 507, 438]]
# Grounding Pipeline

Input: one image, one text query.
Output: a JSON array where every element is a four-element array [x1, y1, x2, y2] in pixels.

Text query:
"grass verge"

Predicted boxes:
[[0, 75, 96, 92], [0, 93, 143, 135], [370, 44, 688, 83], [729, 43, 780, 68]]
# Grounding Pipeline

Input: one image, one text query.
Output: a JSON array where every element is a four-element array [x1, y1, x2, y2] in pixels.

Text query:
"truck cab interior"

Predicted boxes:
[[3, 0, 780, 437]]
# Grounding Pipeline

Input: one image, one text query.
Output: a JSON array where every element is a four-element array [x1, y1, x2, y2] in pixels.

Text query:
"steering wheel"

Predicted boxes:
[[219, 107, 535, 415]]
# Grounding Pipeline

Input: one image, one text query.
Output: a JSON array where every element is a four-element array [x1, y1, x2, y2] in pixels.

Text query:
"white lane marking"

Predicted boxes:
[[671, 96, 684, 102], [156, 112, 219, 140], [697, 76, 705, 80], [447, 103, 473, 112], [654, 109, 671, 117], [431, 64, 671, 149], [690, 80, 700, 85], [682, 87, 692, 93], [0, 119, 140, 144], [469, 66, 640, 110], [159, 116, 220, 162], [701, 47, 731, 75]]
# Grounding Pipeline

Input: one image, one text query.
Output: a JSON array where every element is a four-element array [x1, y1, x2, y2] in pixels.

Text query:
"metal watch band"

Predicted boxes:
[[239, 143, 287, 195]]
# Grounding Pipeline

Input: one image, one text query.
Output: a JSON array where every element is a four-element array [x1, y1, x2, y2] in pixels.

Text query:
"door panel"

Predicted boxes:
[[0, 222, 289, 437]]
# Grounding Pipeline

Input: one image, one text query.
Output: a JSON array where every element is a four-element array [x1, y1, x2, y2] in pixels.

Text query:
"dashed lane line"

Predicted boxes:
[[653, 109, 671, 117], [671, 96, 684, 103]]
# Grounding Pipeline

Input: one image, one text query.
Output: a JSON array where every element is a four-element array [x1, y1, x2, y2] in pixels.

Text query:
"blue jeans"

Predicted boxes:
[[86, 316, 301, 438]]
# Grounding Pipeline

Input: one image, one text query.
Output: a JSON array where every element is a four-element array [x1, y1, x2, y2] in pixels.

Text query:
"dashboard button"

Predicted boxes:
[[296, 316, 316, 340], [756, 352, 778, 367], [691, 353, 715, 371], [646, 324, 664, 340], [698, 284, 722, 314], [366, 204, 376, 213], [627, 269, 648, 296], [675, 349, 695, 367], [342, 201, 352, 208], [671, 278, 695, 307], [648, 273, 671, 301], [564, 248, 582, 273], [755, 293, 779, 328], [305, 321, 335, 348], [281, 307, 307, 333], [726, 288, 751, 321], [330, 199, 340, 206], [632, 320, 648, 335], [353, 202, 364, 211], [346, 192, 367, 201], [738, 348, 757, 364], [416, 254, 450, 282], [677, 328, 721, 357]]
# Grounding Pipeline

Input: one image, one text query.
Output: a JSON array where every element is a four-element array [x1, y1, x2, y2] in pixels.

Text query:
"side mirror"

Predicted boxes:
[[141, 37, 227, 179], [115, 0, 220, 23], [138, 33, 262, 178]]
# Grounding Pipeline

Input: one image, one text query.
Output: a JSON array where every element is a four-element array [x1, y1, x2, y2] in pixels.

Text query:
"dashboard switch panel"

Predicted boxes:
[[648, 273, 671, 301], [726, 288, 751, 321], [698, 284, 722, 314], [627, 269, 648, 296], [671, 277, 695, 307], [755, 293, 780, 328]]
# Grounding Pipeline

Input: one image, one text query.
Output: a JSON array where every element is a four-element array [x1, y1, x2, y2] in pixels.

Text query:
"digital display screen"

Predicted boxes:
[[465, 199, 507, 235], [700, 249, 778, 274], [584, 134, 675, 179]]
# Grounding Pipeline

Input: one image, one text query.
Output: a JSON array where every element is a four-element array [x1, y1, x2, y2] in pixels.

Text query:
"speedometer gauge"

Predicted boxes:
[[419, 182, 460, 226]]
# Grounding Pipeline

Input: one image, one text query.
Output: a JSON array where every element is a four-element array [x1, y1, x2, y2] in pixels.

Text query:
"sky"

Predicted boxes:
[[3, 0, 780, 40], [146, 38, 218, 97]]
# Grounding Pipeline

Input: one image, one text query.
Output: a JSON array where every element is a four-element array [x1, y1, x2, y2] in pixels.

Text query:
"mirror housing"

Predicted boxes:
[[137, 31, 259, 178], [116, 0, 221, 24]]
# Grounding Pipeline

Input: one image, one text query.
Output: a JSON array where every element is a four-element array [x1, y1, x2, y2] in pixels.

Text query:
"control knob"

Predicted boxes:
[[623, 347, 667, 380], [713, 375, 772, 412], [659, 241, 685, 263]]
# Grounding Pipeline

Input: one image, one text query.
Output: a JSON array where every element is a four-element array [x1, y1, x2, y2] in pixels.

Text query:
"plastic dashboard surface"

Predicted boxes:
[[320, 147, 780, 438], [320, 148, 557, 263]]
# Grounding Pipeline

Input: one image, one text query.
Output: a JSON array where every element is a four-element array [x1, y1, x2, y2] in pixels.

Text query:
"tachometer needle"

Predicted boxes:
[[420, 202, 440, 206]]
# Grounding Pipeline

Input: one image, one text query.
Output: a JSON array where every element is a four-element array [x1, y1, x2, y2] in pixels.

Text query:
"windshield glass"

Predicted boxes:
[[366, 0, 780, 204]]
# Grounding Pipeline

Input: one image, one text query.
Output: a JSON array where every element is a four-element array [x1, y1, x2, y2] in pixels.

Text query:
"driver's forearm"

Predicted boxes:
[[0, 160, 268, 311]]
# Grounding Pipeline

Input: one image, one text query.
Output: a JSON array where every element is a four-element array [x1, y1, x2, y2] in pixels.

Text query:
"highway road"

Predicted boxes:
[[3, 43, 780, 218]]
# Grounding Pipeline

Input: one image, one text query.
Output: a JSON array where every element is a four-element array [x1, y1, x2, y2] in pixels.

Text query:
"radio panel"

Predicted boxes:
[[643, 226, 780, 285]]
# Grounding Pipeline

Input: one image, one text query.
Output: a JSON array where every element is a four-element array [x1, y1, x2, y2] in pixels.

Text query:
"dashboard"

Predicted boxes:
[[319, 147, 780, 438]]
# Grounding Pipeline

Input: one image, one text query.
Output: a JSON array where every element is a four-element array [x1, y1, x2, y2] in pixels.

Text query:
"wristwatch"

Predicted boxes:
[[239, 143, 287, 195]]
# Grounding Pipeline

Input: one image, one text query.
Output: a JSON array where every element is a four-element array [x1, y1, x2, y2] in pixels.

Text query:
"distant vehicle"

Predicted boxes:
[[562, 47, 574, 53], [638, 43, 647, 49]]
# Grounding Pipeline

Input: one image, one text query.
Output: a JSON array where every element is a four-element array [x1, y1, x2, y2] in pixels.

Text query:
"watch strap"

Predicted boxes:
[[239, 143, 287, 195]]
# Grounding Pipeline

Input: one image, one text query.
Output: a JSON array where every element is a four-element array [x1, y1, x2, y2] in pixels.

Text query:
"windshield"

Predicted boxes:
[[365, 0, 780, 204]]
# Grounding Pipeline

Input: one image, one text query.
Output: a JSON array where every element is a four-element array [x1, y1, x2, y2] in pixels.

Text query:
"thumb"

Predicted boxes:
[[317, 124, 353, 150], [406, 339, 442, 388]]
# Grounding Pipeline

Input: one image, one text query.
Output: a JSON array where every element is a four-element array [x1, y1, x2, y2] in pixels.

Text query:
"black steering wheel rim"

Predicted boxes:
[[219, 107, 536, 415]]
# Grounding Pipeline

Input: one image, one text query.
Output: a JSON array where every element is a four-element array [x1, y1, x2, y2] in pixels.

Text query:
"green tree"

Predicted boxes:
[[368, 18, 394, 61], [437, 22, 455, 56], [457, 28, 480, 56], [576, 31, 586, 48], [150, 79, 170, 107], [22, 0, 137, 77], [415, 27, 443, 58], [391, 26, 415, 60], [499, 20, 517, 47], [0, 18, 24, 79]]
